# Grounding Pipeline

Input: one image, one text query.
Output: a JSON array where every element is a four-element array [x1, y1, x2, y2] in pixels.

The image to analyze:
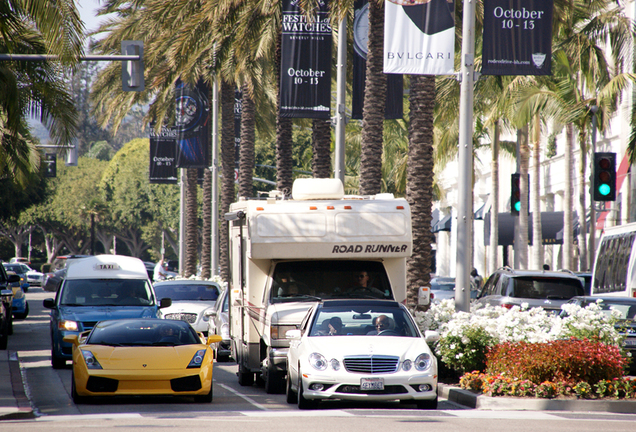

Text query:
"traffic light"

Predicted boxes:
[[593, 152, 616, 201], [121, 41, 144, 92], [44, 153, 56, 177], [511, 173, 521, 214]]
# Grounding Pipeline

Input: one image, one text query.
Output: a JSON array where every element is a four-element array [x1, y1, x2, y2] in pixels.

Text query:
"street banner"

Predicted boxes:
[[352, 0, 404, 120], [175, 79, 211, 168], [482, 0, 553, 75], [149, 125, 178, 184], [279, 0, 332, 119], [383, 0, 455, 75]]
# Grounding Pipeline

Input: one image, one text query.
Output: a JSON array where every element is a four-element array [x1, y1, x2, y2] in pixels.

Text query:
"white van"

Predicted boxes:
[[591, 222, 636, 298]]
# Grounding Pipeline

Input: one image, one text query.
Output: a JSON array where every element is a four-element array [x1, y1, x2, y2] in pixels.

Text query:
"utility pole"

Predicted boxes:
[[455, 0, 476, 313], [334, 17, 347, 185]]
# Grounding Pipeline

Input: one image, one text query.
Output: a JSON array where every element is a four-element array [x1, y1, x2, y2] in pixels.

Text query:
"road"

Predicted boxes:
[[2, 286, 636, 432]]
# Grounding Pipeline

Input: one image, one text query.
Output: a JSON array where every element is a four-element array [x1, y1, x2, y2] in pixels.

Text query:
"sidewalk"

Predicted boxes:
[[0, 350, 35, 420], [438, 383, 636, 414]]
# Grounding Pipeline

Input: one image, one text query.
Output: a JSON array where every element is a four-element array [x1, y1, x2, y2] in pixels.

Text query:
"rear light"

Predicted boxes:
[[430, 293, 435, 300], [501, 304, 514, 310]]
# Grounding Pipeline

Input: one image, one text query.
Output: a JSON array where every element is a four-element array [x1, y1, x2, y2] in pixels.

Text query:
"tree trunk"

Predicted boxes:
[[312, 119, 332, 178], [238, 85, 255, 199], [577, 128, 588, 270], [220, 80, 236, 282], [405, 75, 435, 311], [489, 121, 500, 275], [201, 167, 212, 279], [531, 114, 543, 269], [563, 123, 575, 270], [275, 28, 294, 194], [517, 126, 529, 269], [185, 168, 198, 277], [359, 0, 386, 195]]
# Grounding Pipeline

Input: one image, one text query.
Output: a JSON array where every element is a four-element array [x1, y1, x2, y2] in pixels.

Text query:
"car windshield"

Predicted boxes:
[[60, 279, 154, 306], [3, 264, 23, 273], [154, 283, 219, 301], [270, 260, 393, 303], [431, 280, 455, 291], [508, 277, 583, 300], [309, 305, 420, 337], [87, 320, 200, 346]]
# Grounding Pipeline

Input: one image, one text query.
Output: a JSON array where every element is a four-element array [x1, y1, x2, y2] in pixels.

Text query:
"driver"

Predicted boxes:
[[367, 315, 391, 335]]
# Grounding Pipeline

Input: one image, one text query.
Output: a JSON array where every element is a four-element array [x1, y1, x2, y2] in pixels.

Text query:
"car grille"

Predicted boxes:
[[343, 355, 400, 374], [171, 375, 202, 392], [86, 376, 118, 392], [81, 321, 98, 331], [164, 313, 197, 324]]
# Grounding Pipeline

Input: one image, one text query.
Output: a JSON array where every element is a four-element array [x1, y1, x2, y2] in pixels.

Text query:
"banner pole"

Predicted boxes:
[[179, 168, 186, 276], [455, 0, 476, 312], [334, 17, 347, 185]]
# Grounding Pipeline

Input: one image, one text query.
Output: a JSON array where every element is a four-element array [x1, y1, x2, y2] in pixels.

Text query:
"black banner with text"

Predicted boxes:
[[279, 0, 332, 119], [482, 0, 553, 75]]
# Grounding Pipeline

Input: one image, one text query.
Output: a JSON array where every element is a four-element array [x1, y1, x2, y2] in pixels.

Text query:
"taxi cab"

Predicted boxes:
[[43, 255, 171, 368]]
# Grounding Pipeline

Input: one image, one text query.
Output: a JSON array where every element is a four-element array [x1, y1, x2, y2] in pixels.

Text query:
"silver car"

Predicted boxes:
[[205, 288, 231, 361], [475, 267, 585, 314]]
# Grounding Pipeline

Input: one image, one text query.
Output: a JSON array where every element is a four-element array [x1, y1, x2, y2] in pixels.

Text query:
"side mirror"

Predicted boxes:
[[207, 334, 222, 345], [204, 310, 217, 318], [7, 274, 20, 284], [63, 334, 79, 346], [43, 298, 56, 309], [159, 297, 172, 308], [286, 329, 301, 339], [424, 330, 440, 344]]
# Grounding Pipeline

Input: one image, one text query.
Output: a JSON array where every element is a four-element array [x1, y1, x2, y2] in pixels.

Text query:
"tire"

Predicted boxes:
[[7, 312, 13, 335], [285, 372, 297, 404], [264, 367, 283, 394], [215, 346, 229, 362], [297, 371, 316, 410], [71, 371, 86, 404], [237, 363, 254, 386], [416, 396, 438, 410], [51, 351, 66, 369], [194, 384, 213, 403], [0, 323, 7, 350]]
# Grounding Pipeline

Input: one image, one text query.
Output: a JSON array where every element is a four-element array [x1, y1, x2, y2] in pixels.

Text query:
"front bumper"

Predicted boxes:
[[300, 370, 438, 403]]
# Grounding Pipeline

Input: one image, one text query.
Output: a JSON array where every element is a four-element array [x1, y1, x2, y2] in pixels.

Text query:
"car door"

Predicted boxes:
[[288, 306, 314, 385]]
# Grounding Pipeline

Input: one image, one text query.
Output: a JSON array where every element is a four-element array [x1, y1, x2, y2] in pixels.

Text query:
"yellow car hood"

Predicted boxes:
[[84, 345, 208, 370]]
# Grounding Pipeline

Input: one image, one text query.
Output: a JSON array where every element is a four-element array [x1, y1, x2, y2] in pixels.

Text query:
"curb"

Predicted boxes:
[[438, 383, 636, 414], [1, 351, 35, 420]]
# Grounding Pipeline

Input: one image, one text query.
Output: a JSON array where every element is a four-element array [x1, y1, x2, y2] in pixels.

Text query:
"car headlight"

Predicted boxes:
[[330, 359, 341, 371], [414, 353, 432, 371], [309, 352, 328, 371], [187, 349, 207, 368], [81, 350, 103, 369], [220, 323, 230, 339], [271, 325, 297, 340], [402, 359, 412, 371], [59, 320, 78, 331]]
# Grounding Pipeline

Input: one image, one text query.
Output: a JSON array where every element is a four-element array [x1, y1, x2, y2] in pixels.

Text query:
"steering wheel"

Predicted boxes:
[[377, 329, 399, 336]]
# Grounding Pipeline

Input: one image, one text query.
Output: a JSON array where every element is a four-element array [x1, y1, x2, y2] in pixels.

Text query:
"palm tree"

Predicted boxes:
[[0, 0, 84, 184]]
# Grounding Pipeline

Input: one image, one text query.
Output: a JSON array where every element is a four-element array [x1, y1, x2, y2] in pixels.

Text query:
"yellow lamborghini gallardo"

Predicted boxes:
[[64, 318, 222, 404]]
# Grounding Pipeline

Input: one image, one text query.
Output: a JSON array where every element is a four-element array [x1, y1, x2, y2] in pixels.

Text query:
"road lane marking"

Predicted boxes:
[[217, 383, 268, 410]]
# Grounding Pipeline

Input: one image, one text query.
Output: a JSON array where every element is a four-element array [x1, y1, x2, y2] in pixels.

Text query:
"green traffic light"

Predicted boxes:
[[599, 184, 611, 196], [514, 201, 521, 212]]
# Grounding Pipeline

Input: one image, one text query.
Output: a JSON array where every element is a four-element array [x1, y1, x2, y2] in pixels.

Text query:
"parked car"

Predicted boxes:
[[560, 296, 636, 374], [3, 263, 30, 292], [23, 264, 43, 287], [64, 318, 222, 403], [42, 255, 92, 293], [10, 257, 30, 265], [0, 265, 20, 349], [285, 299, 440, 409], [575, 272, 592, 296], [154, 279, 221, 335], [205, 288, 231, 361], [475, 267, 585, 314], [43, 255, 172, 369], [5, 271, 28, 320], [430, 277, 456, 303]]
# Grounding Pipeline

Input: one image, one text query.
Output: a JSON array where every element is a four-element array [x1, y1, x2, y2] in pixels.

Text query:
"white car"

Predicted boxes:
[[285, 299, 439, 409], [24, 265, 43, 287], [154, 279, 221, 334]]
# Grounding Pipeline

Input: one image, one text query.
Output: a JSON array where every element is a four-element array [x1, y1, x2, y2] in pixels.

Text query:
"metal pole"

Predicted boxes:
[[211, 78, 220, 276], [179, 168, 186, 276], [589, 106, 598, 269], [334, 17, 347, 184], [455, 0, 476, 312]]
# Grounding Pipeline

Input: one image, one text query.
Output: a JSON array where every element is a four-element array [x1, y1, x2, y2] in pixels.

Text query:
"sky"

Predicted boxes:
[[77, 0, 110, 34]]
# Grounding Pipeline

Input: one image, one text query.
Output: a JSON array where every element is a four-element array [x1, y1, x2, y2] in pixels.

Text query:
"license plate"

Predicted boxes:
[[360, 378, 384, 391]]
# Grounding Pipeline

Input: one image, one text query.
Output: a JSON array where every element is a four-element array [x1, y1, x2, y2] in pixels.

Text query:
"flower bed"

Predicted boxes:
[[414, 299, 634, 399]]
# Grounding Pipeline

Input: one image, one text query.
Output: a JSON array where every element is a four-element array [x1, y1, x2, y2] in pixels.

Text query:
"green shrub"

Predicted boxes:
[[485, 338, 627, 385], [436, 326, 497, 374]]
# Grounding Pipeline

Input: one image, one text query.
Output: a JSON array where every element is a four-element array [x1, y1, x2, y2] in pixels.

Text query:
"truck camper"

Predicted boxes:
[[225, 178, 412, 393]]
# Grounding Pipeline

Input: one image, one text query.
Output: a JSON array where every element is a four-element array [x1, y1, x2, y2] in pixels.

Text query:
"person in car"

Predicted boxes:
[[367, 315, 391, 335]]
